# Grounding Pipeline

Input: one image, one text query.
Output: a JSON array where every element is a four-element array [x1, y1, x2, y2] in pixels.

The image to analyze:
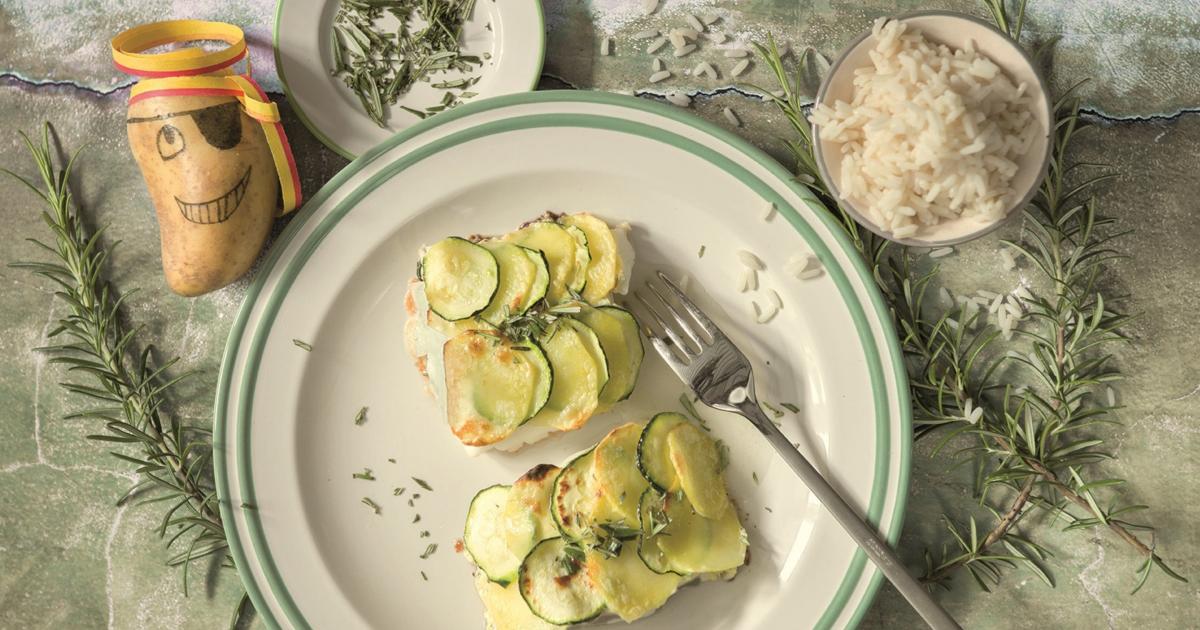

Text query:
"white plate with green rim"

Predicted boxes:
[[274, 0, 545, 159], [215, 91, 911, 629]]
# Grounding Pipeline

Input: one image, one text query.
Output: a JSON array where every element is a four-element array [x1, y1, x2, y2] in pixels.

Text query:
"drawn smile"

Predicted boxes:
[[175, 167, 251, 224]]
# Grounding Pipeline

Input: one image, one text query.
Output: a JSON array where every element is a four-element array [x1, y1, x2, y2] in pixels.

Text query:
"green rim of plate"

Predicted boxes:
[[214, 90, 912, 630], [273, 0, 548, 160]]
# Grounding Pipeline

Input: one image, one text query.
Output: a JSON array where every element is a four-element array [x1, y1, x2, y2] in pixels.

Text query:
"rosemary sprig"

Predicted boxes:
[[754, 0, 1185, 593], [330, 0, 482, 126], [6, 125, 233, 597]]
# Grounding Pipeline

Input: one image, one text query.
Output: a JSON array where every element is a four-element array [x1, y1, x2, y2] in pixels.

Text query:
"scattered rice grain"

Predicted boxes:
[[641, 0, 659, 15], [1105, 386, 1116, 407], [633, 29, 660, 40], [665, 91, 691, 107], [738, 268, 754, 293], [797, 268, 823, 280], [768, 289, 783, 310], [648, 70, 672, 83], [600, 37, 612, 56], [722, 106, 740, 127], [701, 13, 720, 25], [668, 32, 687, 49], [706, 31, 728, 44], [928, 247, 954, 259], [730, 59, 751, 77], [686, 14, 706, 32], [724, 48, 749, 58], [756, 302, 779, 324], [673, 44, 697, 58], [760, 201, 776, 221], [646, 37, 668, 54], [653, 57, 664, 72], [737, 250, 765, 270]]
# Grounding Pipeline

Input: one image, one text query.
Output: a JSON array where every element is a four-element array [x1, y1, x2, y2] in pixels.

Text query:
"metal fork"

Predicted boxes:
[[634, 271, 960, 630]]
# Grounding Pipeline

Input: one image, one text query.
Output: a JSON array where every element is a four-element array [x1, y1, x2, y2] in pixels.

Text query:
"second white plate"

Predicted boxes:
[[274, 0, 545, 158]]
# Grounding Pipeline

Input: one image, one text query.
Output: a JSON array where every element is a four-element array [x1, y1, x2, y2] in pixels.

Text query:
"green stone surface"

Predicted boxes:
[[1, 0, 1197, 628]]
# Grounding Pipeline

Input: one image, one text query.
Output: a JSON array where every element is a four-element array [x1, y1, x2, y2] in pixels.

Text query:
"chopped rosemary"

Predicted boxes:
[[329, 0, 483, 127], [698, 244, 707, 258], [412, 493, 422, 500], [352, 468, 376, 481], [679, 394, 711, 431], [764, 506, 774, 513], [420, 530, 431, 538], [558, 543, 585, 577], [413, 513, 421, 523], [419, 543, 438, 559], [412, 477, 433, 491], [761, 401, 784, 419], [647, 492, 671, 536], [780, 402, 800, 413], [292, 339, 313, 351], [752, 472, 760, 485], [354, 406, 368, 425], [394, 487, 407, 496], [420, 570, 428, 581], [388, 458, 397, 464], [715, 439, 731, 473], [241, 502, 257, 510], [362, 497, 382, 515]]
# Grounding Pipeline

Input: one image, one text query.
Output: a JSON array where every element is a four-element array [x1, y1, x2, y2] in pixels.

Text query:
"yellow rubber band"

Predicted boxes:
[[112, 20, 246, 76]]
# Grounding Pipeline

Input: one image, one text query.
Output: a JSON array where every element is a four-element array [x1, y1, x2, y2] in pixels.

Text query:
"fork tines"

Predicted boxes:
[[632, 271, 721, 365]]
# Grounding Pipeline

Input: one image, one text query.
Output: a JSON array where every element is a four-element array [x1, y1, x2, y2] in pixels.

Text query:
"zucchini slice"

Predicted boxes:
[[502, 464, 561, 551], [560, 213, 621, 303], [444, 332, 552, 446], [421, 237, 499, 321], [572, 306, 643, 406], [531, 320, 606, 431], [584, 543, 681, 622], [593, 422, 650, 523], [636, 489, 682, 575], [561, 224, 591, 295], [653, 489, 748, 574], [551, 450, 599, 542], [636, 412, 689, 492], [666, 422, 732, 519], [518, 538, 606, 625], [474, 571, 564, 630], [505, 222, 590, 304], [477, 242, 550, 326], [465, 485, 529, 585]]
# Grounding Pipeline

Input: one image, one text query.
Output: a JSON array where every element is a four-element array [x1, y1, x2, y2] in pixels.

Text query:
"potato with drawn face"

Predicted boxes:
[[126, 94, 279, 296]]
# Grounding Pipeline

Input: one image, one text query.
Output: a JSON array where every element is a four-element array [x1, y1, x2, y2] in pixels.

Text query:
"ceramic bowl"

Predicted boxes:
[[812, 11, 1054, 246]]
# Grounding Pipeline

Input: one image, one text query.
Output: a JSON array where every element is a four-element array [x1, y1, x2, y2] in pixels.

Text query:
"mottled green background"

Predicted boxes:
[[1, 0, 1197, 628]]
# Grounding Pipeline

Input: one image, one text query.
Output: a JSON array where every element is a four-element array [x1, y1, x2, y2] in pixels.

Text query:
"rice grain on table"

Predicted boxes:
[[810, 18, 1038, 237], [768, 289, 783, 310], [738, 268, 755, 293], [756, 301, 779, 324], [784, 252, 814, 276], [989, 295, 1003, 314], [653, 57, 664, 72], [694, 61, 717, 79], [731, 59, 751, 77], [724, 48, 749, 58], [737, 250, 765, 270], [648, 70, 672, 83], [929, 247, 954, 259], [977, 289, 999, 300], [1106, 386, 1116, 407], [702, 13, 721, 25], [668, 32, 687, 49], [686, 14, 706, 32], [600, 37, 612, 56], [665, 91, 691, 107], [633, 29, 660, 40], [641, 0, 659, 15], [797, 268, 823, 280], [646, 37, 668, 54], [723, 106, 741, 127], [674, 28, 700, 40], [999, 248, 1016, 270], [760, 201, 776, 221], [673, 44, 697, 58], [707, 31, 728, 44]]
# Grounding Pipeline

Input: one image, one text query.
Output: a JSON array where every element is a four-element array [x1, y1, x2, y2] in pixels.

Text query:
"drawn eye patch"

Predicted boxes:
[[190, 102, 242, 150]]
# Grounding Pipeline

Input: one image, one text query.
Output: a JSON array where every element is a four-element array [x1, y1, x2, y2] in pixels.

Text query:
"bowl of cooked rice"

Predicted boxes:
[[811, 12, 1053, 245]]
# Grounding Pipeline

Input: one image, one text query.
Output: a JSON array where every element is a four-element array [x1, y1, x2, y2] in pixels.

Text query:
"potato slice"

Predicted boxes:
[[666, 422, 731, 519]]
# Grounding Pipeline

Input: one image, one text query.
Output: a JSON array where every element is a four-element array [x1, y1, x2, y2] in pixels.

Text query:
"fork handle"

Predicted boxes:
[[736, 401, 961, 630]]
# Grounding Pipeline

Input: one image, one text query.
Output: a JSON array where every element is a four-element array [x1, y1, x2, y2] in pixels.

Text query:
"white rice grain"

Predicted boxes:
[[653, 57, 664, 72], [646, 37, 668, 54], [641, 0, 659, 15], [768, 289, 783, 310], [760, 201, 776, 221], [797, 268, 823, 280], [976, 289, 999, 300], [929, 247, 954, 259], [702, 13, 721, 25], [722, 106, 740, 127], [694, 61, 717, 79], [668, 31, 687, 49], [730, 59, 751, 77], [686, 14, 706, 32], [648, 70, 672, 83], [673, 44, 697, 58], [724, 48, 749, 58], [747, 268, 759, 291], [1105, 386, 1116, 407], [737, 250, 766, 270], [665, 91, 691, 107], [999, 247, 1016, 270], [706, 31, 728, 44], [756, 302, 779, 324], [738, 268, 753, 293], [600, 37, 612, 56], [633, 29, 660, 40]]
